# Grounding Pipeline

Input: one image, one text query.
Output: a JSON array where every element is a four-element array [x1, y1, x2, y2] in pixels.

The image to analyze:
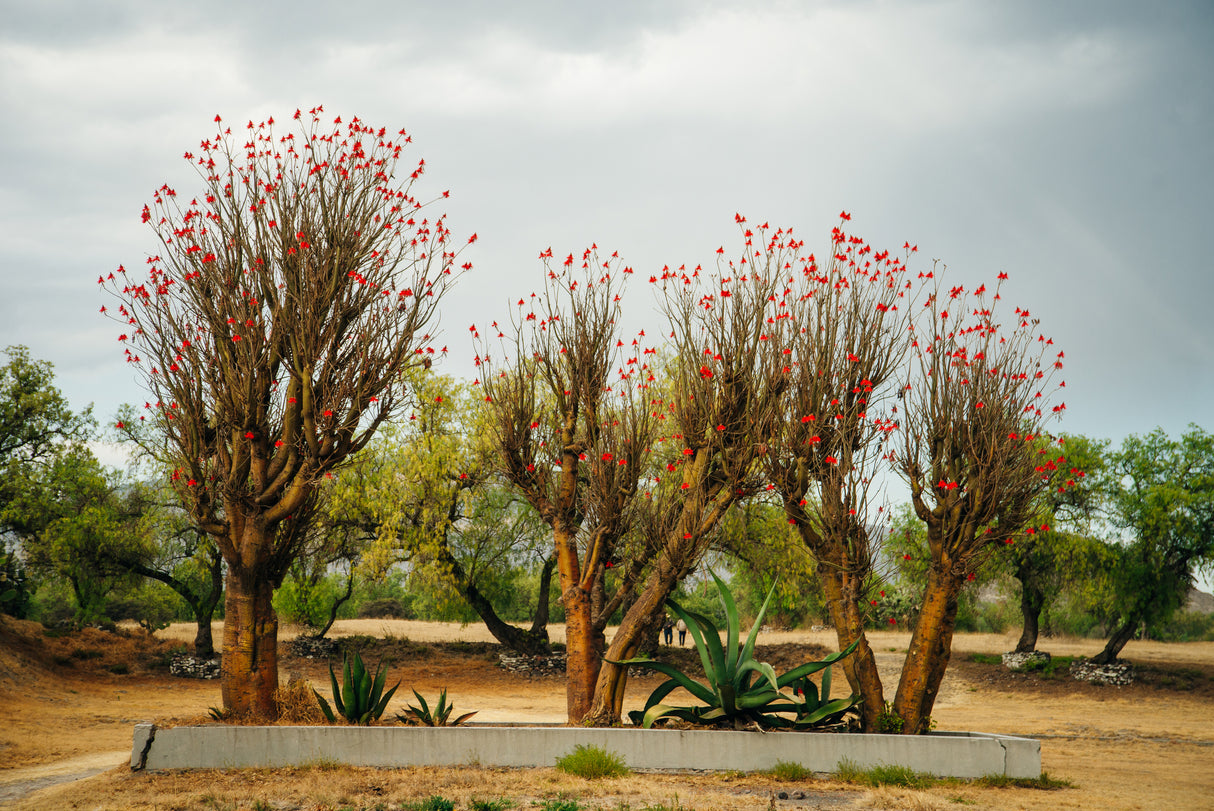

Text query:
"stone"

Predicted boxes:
[[1069, 659, 1133, 686], [1001, 651, 1051, 672]]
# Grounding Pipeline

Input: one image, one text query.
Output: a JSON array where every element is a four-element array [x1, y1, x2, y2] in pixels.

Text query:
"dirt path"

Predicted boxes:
[[0, 751, 128, 805]]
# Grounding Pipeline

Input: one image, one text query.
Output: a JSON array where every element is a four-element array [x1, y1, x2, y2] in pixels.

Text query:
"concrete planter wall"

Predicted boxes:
[[131, 723, 1040, 779]]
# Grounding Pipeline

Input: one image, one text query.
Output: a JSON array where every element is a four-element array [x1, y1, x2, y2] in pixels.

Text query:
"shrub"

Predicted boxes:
[[764, 761, 814, 781], [397, 688, 476, 726], [614, 574, 859, 730], [555, 744, 629, 779], [835, 758, 934, 788], [357, 598, 410, 619], [314, 651, 399, 725]]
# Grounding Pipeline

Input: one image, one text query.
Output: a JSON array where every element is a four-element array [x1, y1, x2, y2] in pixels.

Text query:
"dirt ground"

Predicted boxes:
[[2, 617, 1213, 810]]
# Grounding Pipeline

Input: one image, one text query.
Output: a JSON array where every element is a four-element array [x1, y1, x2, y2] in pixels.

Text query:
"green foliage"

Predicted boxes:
[[274, 571, 345, 627], [763, 761, 815, 781], [872, 701, 904, 734], [554, 744, 630, 779], [975, 772, 1073, 789], [1150, 610, 1214, 642], [402, 797, 456, 811], [535, 801, 582, 811], [105, 582, 183, 632], [834, 758, 933, 788], [712, 500, 827, 628], [397, 688, 477, 726], [468, 799, 515, 811], [314, 651, 400, 725], [615, 573, 860, 730]]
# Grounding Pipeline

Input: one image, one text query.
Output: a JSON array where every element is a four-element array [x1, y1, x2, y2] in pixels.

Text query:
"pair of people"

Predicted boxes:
[[661, 616, 687, 646]]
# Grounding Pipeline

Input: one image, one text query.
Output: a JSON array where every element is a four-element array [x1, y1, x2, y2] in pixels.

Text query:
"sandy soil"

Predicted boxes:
[[2, 618, 1213, 810]]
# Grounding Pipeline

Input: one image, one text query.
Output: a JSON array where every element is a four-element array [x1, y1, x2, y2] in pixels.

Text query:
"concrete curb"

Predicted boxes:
[[130, 723, 1040, 779]]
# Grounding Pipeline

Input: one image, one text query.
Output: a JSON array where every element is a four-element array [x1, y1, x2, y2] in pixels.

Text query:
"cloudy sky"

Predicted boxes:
[[2, 0, 1211, 448]]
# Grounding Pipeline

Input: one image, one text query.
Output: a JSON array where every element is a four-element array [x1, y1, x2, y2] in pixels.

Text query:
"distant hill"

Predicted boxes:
[[1187, 588, 1214, 614]]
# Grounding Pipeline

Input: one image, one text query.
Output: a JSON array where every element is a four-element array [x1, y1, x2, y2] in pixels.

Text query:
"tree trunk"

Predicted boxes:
[[220, 565, 280, 719], [442, 544, 551, 655], [1091, 616, 1137, 665], [1014, 569, 1046, 653], [893, 565, 962, 734], [529, 555, 557, 637], [313, 567, 355, 640], [562, 583, 600, 722], [583, 562, 677, 726], [819, 566, 884, 731]]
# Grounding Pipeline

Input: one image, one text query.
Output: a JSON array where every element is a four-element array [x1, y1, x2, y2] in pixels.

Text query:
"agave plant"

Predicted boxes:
[[397, 688, 477, 726], [314, 650, 400, 725], [612, 573, 860, 730]]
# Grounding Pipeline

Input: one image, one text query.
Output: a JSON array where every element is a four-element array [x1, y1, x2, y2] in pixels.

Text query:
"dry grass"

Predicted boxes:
[[3, 617, 1214, 810]]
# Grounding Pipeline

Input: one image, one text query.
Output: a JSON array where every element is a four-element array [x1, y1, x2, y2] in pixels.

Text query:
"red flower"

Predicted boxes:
[[680, 483, 690, 489], [699, 365, 713, 379], [245, 431, 255, 439], [682, 448, 694, 456], [825, 455, 838, 464]]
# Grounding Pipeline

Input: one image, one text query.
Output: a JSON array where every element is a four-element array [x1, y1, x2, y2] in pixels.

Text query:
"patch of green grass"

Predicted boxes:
[[555, 744, 629, 779], [974, 771, 1073, 790], [1023, 655, 1077, 680], [469, 799, 516, 811], [401, 797, 455, 811], [762, 761, 814, 781], [534, 800, 581, 811], [834, 758, 934, 788], [968, 653, 1002, 666], [107, 662, 130, 675]]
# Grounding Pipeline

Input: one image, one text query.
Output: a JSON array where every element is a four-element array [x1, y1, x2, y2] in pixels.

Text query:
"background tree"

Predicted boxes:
[[0, 345, 92, 617], [332, 372, 556, 654], [1006, 432, 1107, 652], [99, 108, 470, 718], [893, 273, 1069, 732], [764, 214, 916, 730], [1089, 425, 1214, 664]]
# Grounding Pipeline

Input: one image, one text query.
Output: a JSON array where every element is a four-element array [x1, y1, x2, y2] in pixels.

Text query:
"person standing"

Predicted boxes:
[[662, 617, 674, 645], [676, 617, 687, 646]]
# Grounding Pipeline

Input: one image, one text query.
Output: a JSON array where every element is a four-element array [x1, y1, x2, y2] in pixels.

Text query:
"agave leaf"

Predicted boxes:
[[820, 662, 832, 703], [313, 690, 337, 723], [740, 577, 778, 670], [641, 702, 700, 728], [329, 660, 347, 718], [452, 711, 477, 726], [710, 572, 741, 678], [737, 659, 779, 694], [736, 688, 781, 710], [373, 681, 400, 720], [605, 657, 717, 706], [776, 639, 860, 688], [666, 598, 724, 687], [794, 695, 861, 727], [341, 654, 358, 719]]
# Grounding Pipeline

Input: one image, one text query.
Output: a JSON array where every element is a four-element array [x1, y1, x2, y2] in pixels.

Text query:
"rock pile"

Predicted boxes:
[[498, 652, 566, 677], [1001, 650, 1051, 671], [169, 654, 221, 679], [1070, 659, 1134, 686], [289, 635, 340, 659]]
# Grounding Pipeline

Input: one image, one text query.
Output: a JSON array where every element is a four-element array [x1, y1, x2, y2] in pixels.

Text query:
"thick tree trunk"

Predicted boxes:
[[562, 583, 600, 722], [819, 567, 884, 731], [1091, 616, 1137, 665], [584, 561, 678, 726], [893, 565, 963, 734], [220, 565, 280, 719], [1014, 570, 1046, 653]]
